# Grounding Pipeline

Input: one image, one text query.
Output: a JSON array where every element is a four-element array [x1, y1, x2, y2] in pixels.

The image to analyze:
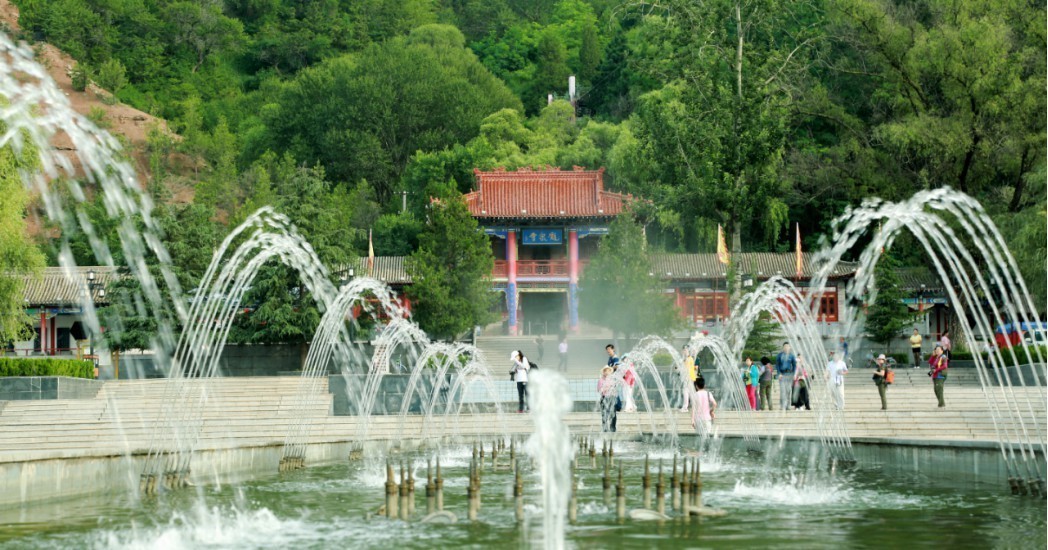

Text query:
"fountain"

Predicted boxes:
[[281, 276, 404, 470], [725, 278, 854, 461], [526, 369, 573, 549], [141, 208, 338, 491], [0, 27, 1044, 550], [810, 189, 1047, 490]]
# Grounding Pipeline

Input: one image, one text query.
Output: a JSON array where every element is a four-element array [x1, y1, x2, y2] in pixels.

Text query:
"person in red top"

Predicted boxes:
[[928, 344, 949, 408]]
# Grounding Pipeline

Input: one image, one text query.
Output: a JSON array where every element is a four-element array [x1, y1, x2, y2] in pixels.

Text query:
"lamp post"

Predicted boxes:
[[341, 267, 356, 342], [85, 271, 106, 376]]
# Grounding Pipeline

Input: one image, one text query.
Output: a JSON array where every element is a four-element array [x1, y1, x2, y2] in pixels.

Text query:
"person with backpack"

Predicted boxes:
[[511, 350, 531, 413], [872, 354, 890, 410], [793, 353, 811, 410], [742, 357, 758, 410], [928, 344, 949, 408], [758, 357, 774, 410], [775, 342, 797, 410]]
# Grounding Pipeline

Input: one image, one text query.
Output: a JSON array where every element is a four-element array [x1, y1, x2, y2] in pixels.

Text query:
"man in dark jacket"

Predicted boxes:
[[775, 343, 796, 410]]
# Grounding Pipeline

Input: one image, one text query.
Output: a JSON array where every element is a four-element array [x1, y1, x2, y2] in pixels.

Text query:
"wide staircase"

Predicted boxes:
[[0, 372, 1043, 464]]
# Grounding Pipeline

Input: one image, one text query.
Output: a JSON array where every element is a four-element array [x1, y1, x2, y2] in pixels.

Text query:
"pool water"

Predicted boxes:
[[1, 441, 1044, 549]]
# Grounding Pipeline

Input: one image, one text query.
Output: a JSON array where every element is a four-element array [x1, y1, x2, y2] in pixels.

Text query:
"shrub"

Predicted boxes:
[[99, 92, 119, 106], [95, 58, 127, 94], [70, 63, 89, 92], [889, 353, 911, 366], [87, 106, 111, 129], [0, 358, 94, 378], [652, 352, 674, 367]]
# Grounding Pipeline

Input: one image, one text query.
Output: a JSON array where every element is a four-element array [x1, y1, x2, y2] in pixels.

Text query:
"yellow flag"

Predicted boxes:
[[717, 224, 730, 265], [368, 228, 375, 277]]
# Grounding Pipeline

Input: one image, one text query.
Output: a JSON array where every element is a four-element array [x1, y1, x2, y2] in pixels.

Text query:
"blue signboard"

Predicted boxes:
[[522, 228, 563, 245]]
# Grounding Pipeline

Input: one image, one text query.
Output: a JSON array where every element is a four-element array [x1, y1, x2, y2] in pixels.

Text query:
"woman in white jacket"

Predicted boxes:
[[512, 350, 530, 413]]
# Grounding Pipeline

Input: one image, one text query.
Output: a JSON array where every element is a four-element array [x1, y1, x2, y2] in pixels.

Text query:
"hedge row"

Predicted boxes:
[[0, 358, 94, 378]]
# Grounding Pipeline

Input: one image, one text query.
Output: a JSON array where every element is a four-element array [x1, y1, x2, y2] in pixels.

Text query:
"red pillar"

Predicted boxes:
[[507, 230, 518, 335], [568, 229, 579, 332], [39, 311, 45, 354]]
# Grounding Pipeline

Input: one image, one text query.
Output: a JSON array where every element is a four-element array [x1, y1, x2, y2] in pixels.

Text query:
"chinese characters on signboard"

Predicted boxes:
[[522, 229, 563, 245]]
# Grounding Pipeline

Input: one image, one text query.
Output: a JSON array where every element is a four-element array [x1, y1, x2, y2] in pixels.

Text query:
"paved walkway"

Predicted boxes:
[[0, 376, 1043, 465]]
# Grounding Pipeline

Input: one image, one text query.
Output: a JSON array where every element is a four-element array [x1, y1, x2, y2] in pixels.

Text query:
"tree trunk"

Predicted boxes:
[[957, 137, 978, 193], [735, 2, 743, 101], [730, 222, 743, 305], [1009, 147, 1029, 212]]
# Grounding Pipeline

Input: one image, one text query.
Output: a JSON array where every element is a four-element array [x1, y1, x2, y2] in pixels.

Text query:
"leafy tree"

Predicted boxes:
[[406, 189, 496, 340], [0, 127, 44, 344], [577, 21, 600, 82], [263, 24, 521, 201], [629, 0, 818, 256], [227, 153, 357, 344], [529, 31, 571, 111], [865, 252, 912, 352], [101, 202, 219, 355], [578, 213, 681, 338], [994, 204, 1048, 315], [95, 58, 127, 94], [830, 0, 1046, 199], [373, 213, 423, 257], [164, 1, 246, 73], [70, 63, 90, 92]]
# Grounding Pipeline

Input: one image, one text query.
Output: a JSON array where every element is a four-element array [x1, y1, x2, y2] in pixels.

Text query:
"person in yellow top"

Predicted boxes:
[[909, 328, 923, 368], [683, 345, 697, 381]]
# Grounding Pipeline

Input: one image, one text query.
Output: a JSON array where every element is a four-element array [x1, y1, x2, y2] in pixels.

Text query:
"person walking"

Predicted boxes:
[[839, 336, 849, 360], [689, 377, 717, 439], [511, 350, 531, 413], [939, 330, 952, 359], [557, 337, 568, 372], [758, 357, 774, 410], [775, 343, 797, 410], [598, 366, 618, 432], [826, 351, 848, 410], [928, 344, 948, 408], [742, 357, 758, 410], [793, 353, 811, 410], [909, 328, 923, 368], [873, 354, 889, 410], [534, 336, 545, 363]]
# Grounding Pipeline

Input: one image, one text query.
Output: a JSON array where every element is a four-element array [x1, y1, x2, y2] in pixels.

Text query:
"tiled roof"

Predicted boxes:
[[335, 257, 412, 285], [650, 253, 859, 280], [464, 167, 631, 219], [21, 266, 115, 306], [896, 268, 946, 292]]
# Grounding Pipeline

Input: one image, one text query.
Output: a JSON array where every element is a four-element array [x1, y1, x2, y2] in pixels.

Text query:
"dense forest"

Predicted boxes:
[[4, 0, 1045, 342]]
